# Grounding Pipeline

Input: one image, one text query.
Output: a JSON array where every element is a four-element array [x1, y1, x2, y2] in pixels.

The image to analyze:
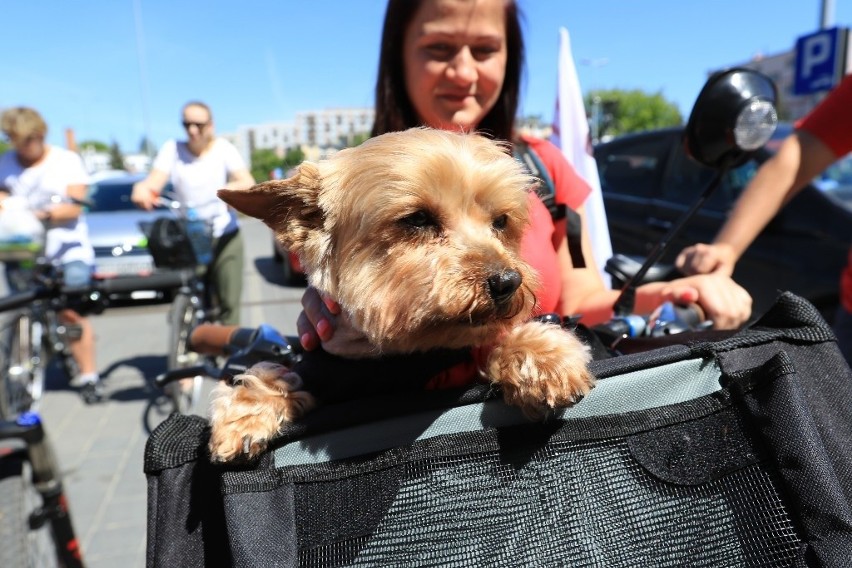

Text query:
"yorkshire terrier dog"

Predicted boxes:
[[211, 127, 594, 462]]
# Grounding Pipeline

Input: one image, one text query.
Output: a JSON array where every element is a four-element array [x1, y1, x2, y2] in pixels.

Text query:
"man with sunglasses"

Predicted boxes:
[[132, 101, 254, 325]]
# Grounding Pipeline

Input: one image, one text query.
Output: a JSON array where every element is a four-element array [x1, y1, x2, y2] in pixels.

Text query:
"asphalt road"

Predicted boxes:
[[35, 217, 305, 568]]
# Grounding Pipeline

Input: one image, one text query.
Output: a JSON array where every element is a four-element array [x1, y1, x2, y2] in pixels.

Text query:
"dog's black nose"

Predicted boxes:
[[487, 270, 522, 304]]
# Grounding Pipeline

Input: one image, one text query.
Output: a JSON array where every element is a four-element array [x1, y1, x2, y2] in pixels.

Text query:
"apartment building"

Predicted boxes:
[[229, 107, 375, 165]]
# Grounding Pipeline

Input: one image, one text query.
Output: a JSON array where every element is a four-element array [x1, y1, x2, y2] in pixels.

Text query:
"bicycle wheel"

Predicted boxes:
[[0, 456, 61, 568], [0, 312, 46, 418], [49, 315, 81, 385], [165, 292, 203, 415]]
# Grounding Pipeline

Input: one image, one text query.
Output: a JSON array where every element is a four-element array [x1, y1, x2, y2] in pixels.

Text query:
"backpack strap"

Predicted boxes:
[[513, 140, 586, 268]]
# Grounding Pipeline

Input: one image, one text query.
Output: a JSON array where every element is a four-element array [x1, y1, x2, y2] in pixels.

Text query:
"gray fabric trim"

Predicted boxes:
[[274, 357, 721, 467]]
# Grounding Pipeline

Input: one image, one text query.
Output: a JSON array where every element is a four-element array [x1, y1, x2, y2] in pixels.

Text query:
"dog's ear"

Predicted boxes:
[[218, 163, 323, 248]]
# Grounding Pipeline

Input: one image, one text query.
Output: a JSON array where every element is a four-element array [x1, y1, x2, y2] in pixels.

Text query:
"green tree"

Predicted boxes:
[[585, 89, 683, 141], [251, 148, 284, 182], [0, 139, 9, 155], [79, 140, 110, 153], [108, 141, 124, 170], [350, 132, 370, 147], [139, 136, 156, 156], [282, 147, 305, 171]]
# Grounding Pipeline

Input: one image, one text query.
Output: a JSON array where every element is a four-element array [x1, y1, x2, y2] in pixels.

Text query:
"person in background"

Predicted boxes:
[[677, 73, 852, 364], [297, 0, 752, 355], [0, 107, 103, 401], [131, 101, 255, 325]]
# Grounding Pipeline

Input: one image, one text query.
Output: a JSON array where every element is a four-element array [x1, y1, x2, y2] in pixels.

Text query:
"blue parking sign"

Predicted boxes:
[[794, 27, 849, 95]]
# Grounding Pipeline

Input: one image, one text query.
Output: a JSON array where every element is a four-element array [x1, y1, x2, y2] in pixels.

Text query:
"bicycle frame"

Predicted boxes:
[[0, 412, 83, 568]]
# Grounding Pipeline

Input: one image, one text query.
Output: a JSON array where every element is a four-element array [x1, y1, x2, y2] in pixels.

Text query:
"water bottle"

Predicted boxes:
[[184, 207, 213, 265], [647, 302, 706, 337], [607, 314, 647, 338]]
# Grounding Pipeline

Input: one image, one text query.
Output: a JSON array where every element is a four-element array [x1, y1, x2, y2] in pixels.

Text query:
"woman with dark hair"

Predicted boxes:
[[372, 0, 523, 141], [298, 0, 752, 354]]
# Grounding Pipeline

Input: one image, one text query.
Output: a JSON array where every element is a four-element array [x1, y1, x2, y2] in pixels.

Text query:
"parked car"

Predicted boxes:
[[593, 123, 852, 322], [85, 172, 176, 300], [272, 237, 306, 287]]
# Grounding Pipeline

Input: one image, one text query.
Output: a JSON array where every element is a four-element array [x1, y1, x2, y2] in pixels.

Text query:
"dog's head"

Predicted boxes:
[[220, 127, 540, 351]]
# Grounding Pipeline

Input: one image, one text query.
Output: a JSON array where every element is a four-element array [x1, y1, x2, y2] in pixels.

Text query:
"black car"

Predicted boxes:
[[593, 123, 852, 322]]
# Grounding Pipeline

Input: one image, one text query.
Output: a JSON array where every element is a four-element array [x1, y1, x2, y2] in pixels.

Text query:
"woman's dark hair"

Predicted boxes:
[[371, 0, 525, 142]]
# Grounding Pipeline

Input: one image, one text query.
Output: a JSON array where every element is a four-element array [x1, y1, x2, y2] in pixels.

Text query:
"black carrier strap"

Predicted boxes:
[[513, 140, 586, 268]]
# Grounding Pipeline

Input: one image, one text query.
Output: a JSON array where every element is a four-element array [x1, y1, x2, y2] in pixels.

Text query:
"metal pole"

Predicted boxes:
[[821, 0, 835, 28], [133, 0, 154, 158]]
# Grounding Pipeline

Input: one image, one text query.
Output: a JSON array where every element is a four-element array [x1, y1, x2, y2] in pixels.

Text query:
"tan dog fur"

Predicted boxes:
[[210, 127, 594, 461]]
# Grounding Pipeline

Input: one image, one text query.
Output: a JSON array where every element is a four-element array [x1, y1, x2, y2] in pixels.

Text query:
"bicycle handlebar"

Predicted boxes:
[[155, 323, 300, 388], [0, 270, 192, 314]]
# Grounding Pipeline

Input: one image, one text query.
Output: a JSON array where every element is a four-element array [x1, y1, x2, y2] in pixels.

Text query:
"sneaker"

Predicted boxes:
[[69, 374, 87, 388], [70, 372, 100, 389], [80, 380, 105, 404]]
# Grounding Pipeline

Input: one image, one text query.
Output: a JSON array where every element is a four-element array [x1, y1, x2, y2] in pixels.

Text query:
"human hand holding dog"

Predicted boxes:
[[297, 286, 378, 357]]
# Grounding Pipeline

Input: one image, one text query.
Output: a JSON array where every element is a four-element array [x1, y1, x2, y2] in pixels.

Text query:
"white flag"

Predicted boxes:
[[550, 27, 613, 288]]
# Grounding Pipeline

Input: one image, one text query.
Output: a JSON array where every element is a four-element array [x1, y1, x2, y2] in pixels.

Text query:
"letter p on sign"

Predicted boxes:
[[794, 27, 848, 95], [802, 34, 831, 77]]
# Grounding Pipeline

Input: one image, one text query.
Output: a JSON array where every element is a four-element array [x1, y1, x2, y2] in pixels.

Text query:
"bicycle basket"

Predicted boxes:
[[0, 198, 44, 262], [145, 217, 213, 269]]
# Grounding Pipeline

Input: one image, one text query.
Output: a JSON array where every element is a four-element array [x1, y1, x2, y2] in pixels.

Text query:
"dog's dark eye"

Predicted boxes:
[[401, 210, 438, 229], [492, 214, 508, 231]]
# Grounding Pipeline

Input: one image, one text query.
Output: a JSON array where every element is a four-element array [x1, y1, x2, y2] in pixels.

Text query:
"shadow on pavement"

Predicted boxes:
[[100, 354, 168, 403]]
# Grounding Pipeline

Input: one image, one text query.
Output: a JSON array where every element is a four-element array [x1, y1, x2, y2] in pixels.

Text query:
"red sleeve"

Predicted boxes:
[[797, 74, 852, 157], [520, 135, 592, 210]]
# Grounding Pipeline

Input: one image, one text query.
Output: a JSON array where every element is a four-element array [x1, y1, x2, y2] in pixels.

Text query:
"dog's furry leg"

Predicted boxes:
[[208, 361, 316, 461], [486, 321, 594, 418]]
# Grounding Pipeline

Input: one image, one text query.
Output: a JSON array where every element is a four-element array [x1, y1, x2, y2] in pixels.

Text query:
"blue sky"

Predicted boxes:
[[3, 1, 847, 152]]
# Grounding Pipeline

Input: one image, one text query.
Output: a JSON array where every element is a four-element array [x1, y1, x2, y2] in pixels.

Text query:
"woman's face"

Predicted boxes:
[[403, 0, 507, 132], [12, 132, 46, 167]]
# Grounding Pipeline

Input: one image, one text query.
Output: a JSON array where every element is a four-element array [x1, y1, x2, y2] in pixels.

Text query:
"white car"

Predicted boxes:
[[85, 172, 176, 300]]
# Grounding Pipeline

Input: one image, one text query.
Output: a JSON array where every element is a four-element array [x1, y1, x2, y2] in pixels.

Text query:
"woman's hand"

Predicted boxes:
[[131, 181, 159, 211], [675, 243, 737, 277], [658, 273, 752, 330], [296, 287, 377, 357]]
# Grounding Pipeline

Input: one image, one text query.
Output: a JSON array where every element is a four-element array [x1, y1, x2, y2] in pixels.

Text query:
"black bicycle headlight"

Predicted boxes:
[[685, 67, 778, 169], [733, 98, 778, 151]]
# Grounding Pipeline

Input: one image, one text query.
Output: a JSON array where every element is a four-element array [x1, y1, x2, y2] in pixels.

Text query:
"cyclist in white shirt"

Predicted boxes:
[[131, 101, 255, 325], [0, 106, 103, 400]]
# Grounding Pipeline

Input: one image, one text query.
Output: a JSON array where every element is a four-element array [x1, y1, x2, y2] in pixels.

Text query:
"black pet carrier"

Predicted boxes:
[[145, 292, 852, 567]]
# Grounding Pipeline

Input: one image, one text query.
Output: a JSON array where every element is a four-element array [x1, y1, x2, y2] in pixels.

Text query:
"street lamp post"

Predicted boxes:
[[580, 57, 609, 144], [821, 0, 835, 28]]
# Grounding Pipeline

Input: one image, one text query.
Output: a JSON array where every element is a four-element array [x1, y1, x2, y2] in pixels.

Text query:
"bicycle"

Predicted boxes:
[[154, 322, 300, 393], [0, 259, 89, 414], [0, 412, 81, 568], [141, 196, 221, 431], [0, 266, 187, 567]]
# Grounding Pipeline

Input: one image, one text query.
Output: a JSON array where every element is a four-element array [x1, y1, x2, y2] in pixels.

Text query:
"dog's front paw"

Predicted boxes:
[[208, 361, 316, 462], [487, 321, 594, 418]]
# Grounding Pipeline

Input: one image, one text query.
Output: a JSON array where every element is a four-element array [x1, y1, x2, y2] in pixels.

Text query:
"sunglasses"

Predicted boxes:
[[182, 121, 209, 131]]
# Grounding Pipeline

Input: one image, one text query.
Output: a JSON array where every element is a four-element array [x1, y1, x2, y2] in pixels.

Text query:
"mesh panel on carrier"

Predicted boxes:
[[145, 292, 852, 567]]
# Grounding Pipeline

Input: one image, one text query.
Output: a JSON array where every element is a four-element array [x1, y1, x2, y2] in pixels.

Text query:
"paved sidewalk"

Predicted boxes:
[[30, 218, 303, 568], [38, 303, 175, 568]]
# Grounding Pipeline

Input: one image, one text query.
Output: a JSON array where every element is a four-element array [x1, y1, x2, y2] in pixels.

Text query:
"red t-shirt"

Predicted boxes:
[[797, 74, 852, 312], [518, 135, 592, 315]]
